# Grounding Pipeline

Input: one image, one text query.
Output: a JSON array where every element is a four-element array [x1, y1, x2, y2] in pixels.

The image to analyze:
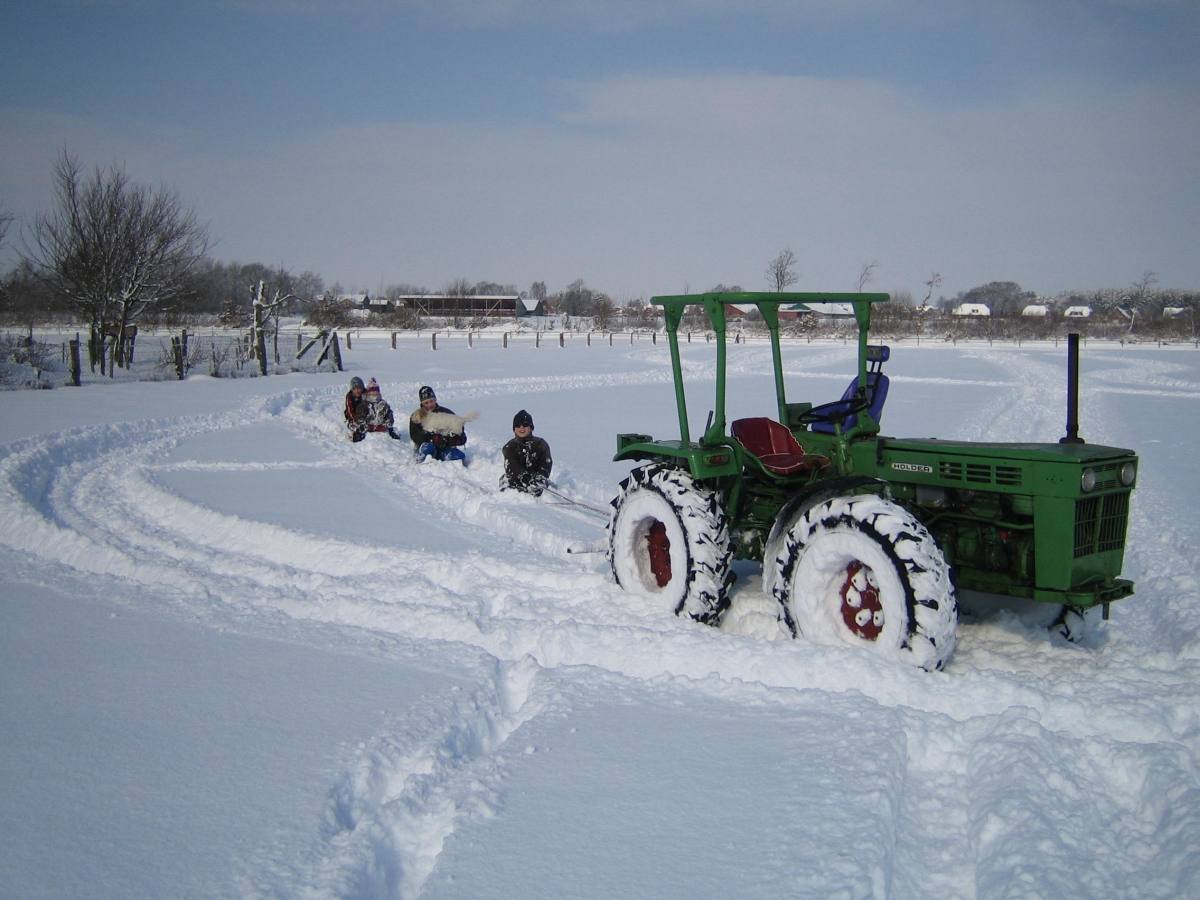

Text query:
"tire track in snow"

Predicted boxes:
[[5, 374, 1200, 898], [2, 392, 1198, 746]]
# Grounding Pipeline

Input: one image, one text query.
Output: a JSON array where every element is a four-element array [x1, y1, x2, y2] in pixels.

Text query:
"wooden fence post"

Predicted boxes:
[[331, 333, 343, 371], [559, 332, 564, 347], [468, 332, 473, 348], [391, 332, 397, 349], [587, 333, 591, 346], [652, 332, 657, 345], [70, 335, 82, 386], [536, 332, 541, 348], [432, 333, 437, 350], [503, 332, 508, 348], [346, 332, 352, 350]]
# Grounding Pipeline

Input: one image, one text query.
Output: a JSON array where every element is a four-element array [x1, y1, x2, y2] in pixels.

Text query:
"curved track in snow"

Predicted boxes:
[[4, 344, 1200, 898]]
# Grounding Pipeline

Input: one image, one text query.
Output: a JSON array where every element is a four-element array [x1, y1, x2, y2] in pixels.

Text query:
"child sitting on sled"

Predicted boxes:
[[501, 409, 552, 495], [360, 378, 402, 440], [409, 385, 476, 463]]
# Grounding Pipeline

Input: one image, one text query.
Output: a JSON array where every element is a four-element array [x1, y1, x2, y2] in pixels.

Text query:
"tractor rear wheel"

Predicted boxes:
[[607, 464, 732, 623], [769, 494, 957, 670]]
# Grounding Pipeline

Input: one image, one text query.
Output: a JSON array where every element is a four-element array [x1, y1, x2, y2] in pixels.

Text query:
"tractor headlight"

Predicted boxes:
[[1081, 468, 1097, 493], [1120, 462, 1136, 486]]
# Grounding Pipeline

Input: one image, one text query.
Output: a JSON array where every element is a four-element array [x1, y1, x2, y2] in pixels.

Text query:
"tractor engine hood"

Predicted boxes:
[[873, 438, 1138, 499]]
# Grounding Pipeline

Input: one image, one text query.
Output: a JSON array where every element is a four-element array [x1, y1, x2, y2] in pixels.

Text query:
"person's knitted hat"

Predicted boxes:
[[366, 378, 380, 394], [349, 376, 365, 391], [418, 385, 436, 402], [513, 409, 534, 430]]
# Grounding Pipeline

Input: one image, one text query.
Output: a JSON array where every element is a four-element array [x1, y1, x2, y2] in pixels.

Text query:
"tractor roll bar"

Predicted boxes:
[[652, 292, 891, 446]]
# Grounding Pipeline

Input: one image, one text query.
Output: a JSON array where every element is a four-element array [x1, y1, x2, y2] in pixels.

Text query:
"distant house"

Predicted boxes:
[[797, 301, 856, 318], [518, 293, 553, 317], [336, 293, 371, 321], [1063, 306, 1092, 318], [1163, 307, 1188, 318], [952, 303, 991, 317], [365, 294, 525, 319], [1021, 304, 1050, 317]]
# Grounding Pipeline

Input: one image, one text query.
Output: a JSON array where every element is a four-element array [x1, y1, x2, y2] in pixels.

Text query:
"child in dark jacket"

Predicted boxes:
[[344, 376, 367, 442], [409, 385, 471, 463], [502, 409, 552, 495]]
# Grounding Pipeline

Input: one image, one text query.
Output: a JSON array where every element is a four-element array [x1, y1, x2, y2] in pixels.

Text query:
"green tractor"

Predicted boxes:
[[606, 292, 1138, 670]]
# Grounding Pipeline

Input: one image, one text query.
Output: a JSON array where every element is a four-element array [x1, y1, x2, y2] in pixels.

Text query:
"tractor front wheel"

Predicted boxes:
[[769, 494, 958, 670], [1052, 605, 1102, 643], [607, 464, 732, 623]]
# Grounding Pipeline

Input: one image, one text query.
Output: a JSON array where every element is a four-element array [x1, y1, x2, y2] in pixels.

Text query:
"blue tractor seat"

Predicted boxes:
[[810, 345, 890, 434]]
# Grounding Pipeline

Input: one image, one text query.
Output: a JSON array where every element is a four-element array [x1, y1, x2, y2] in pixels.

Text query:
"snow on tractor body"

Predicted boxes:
[[607, 292, 1138, 670]]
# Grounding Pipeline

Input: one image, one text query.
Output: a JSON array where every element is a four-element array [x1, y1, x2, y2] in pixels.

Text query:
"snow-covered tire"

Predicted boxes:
[[770, 494, 957, 671], [607, 464, 732, 623]]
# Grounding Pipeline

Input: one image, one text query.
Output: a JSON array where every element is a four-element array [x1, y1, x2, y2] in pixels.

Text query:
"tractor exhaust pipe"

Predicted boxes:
[[1060, 332, 1085, 444]]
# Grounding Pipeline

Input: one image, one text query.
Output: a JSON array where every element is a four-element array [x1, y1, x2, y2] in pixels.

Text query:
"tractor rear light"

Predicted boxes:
[[1120, 462, 1136, 486], [1081, 468, 1097, 493], [705, 453, 729, 466]]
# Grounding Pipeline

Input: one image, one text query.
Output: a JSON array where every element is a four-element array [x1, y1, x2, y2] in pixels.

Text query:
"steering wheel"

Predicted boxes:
[[798, 396, 870, 428]]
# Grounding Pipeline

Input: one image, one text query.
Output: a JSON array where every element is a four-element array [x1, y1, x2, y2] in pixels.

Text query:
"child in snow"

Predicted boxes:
[[361, 378, 402, 439], [501, 409, 552, 496], [344, 376, 368, 442], [409, 385, 475, 464]]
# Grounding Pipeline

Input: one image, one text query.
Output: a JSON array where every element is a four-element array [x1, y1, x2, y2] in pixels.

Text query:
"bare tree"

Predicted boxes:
[[765, 248, 800, 292], [921, 272, 942, 309], [27, 151, 210, 373], [592, 294, 617, 330], [0, 204, 14, 251], [0, 204, 16, 316], [856, 260, 881, 292], [250, 275, 298, 374], [1127, 269, 1160, 328]]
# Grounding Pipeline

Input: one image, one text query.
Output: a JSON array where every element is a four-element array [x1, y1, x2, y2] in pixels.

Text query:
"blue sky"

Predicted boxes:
[[2, 0, 1198, 299]]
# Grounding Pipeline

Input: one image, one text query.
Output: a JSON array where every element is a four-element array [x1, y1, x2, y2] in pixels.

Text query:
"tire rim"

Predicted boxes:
[[840, 560, 884, 641], [646, 519, 672, 588]]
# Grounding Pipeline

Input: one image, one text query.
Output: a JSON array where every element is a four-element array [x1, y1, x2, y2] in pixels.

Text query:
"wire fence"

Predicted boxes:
[[0, 327, 343, 391], [4, 322, 1196, 392]]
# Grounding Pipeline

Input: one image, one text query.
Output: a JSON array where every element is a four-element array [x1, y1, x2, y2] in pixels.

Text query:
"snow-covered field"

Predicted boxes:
[[2, 332, 1198, 899]]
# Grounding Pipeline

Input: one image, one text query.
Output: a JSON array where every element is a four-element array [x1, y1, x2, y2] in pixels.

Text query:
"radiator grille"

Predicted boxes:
[[1075, 492, 1130, 558]]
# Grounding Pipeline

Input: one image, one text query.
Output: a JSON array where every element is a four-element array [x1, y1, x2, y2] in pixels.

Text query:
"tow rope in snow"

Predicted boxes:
[[544, 486, 610, 518]]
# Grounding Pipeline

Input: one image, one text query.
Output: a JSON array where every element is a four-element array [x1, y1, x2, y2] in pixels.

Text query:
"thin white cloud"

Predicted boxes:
[[2, 70, 1197, 297]]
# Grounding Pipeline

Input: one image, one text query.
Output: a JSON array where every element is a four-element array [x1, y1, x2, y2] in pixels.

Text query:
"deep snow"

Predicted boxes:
[[2, 331, 1199, 899]]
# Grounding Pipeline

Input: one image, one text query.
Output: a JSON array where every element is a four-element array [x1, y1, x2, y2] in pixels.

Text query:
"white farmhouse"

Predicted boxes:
[[1063, 306, 1092, 318], [952, 303, 991, 317], [798, 301, 856, 317]]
